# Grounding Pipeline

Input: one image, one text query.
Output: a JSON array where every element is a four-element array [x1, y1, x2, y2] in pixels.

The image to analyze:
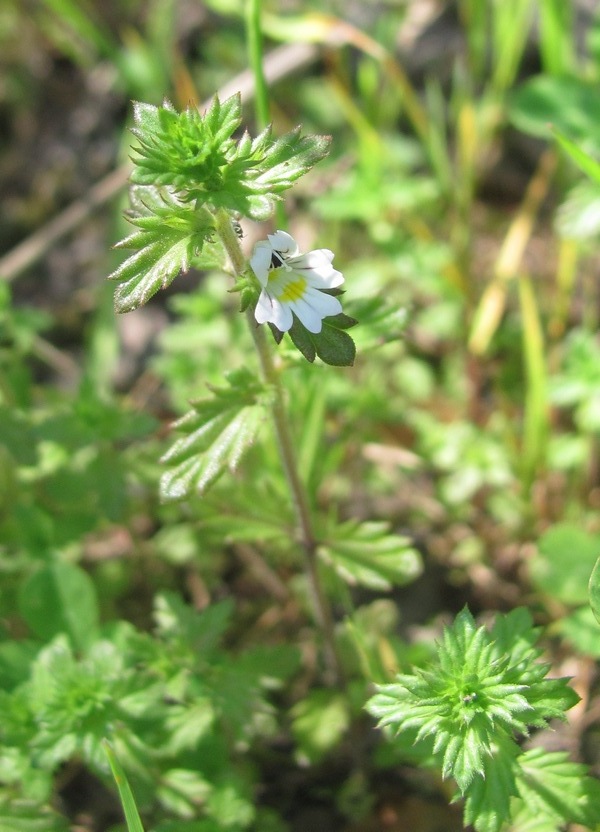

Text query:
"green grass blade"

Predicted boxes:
[[518, 275, 548, 490], [539, 0, 575, 76], [245, 0, 270, 131], [40, 0, 116, 58], [457, 0, 488, 76], [245, 0, 285, 227], [492, 0, 535, 92], [103, 740, 145, 832], [553, 128, 600, 186]]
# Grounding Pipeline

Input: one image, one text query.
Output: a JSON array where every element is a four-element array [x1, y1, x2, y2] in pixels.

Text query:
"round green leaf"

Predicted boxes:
[[18, 562, 99, 650], [530, 524, 600, 606], [560, 605, 600, 656], [510, 76, 600, 152]]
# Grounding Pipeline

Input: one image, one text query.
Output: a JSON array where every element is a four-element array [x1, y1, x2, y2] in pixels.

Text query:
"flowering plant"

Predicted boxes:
[[109, 95, 356, 364], [108, 89, 419, 688]]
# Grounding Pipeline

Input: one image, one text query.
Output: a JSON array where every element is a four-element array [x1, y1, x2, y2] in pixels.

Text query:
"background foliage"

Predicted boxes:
[[2, 1, 600, 830]]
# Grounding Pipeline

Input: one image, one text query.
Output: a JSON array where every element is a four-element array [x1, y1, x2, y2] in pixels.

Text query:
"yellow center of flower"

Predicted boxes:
[[278, 277, 307, 303]]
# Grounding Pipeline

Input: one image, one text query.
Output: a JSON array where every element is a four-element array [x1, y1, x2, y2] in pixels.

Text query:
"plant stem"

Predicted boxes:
[[214, 209, 344, 686]]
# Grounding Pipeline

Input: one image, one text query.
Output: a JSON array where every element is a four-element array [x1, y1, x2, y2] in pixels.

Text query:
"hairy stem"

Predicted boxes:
[[214, 208, 344, 685]]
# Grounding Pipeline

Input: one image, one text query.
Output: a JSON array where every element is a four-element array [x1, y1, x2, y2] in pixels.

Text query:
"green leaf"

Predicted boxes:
[[23, 635, 145, 772], [193, 480, 294, 546], [348, 296, 408, 352], [18, 562, 99, 651], [156, 768, 211, 818], [206, 782, 255, 829], [163, 699, 216, 754], [108, 189, 214, 313], [290, 689, 350, 764], [319, 520, 422, 590], [462, 736, 520, 832], [248, 126, 331, 195], [488, 607, 538, 660], [509, 76, 600, 152], [553, 127, 600, 186], [160, 368, 268, 500], [127, 96, 330, 220], [556, 180, 600, 240], [506, 802, 565, 832], [559, 605, 600, 658], [520, 674, 579, 726], [442, 723, 487, 790], [0, 799, 69, 832], [130, 96, 242, 190], [529, 523, 600, 606], [589, 556, 600, 626], [153, 593, 234, 654], [104, 740, 145, 832], [287, 313, 358, 366], [514, 748, 600, 829]]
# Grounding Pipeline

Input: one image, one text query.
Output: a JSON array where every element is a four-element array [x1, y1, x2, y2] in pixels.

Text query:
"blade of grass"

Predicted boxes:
[[491, 0, 535, 92], [539, 0, 576, 76], [550, 238, 579, 339], [519, 275, 548, 491], [261, 12, 431, 155], [38, 0, 117, 63], [245, 0, 270, 131], [457, 0, 488, 77], [326, 73, 385, 178], [103, 740, 145, 832], [245, 0, 286, 227], [423, 77, 453, 196], [468, 149, 556, 355], [553, 128, 600, 186]]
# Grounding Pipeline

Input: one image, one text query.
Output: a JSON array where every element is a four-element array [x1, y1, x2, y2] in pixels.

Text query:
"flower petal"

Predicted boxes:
[[267, 230, 299, 257], [250, 241, 275, 285], [289, 251, 344, 288], [269, 296, 294, 331], [254, 289, 275, 324], [254, 289, 294, 331], [290, 289, 343, 333], [294, 249, 334, 268], [290, 297, 324, 333], [306, 287, 343, 317]]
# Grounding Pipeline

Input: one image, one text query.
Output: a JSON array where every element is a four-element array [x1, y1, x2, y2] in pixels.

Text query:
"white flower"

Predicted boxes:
[[250, 230, 344, 333]]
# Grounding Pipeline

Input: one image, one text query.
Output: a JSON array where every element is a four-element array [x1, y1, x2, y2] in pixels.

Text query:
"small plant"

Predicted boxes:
[[7, 2, 600, 830], [109, 94, 356, 366], [106, 84, 420, 678], [367, 606, 600, 832], [107, 91, 355, 675]]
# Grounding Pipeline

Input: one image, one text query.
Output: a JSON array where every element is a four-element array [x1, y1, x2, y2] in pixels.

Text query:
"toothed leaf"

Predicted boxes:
[[318, 520, 421, 590], [160, 369, 269, 501], [108, 188, 215, 312], [287, 313, 357, 366]]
